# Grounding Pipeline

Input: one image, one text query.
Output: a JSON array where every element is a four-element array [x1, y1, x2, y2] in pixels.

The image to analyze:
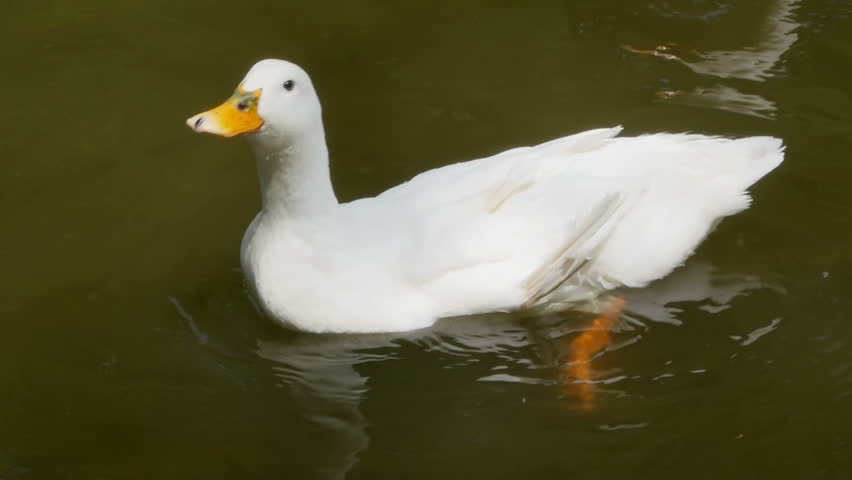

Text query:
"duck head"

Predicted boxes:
[[186, 59, 323, 143]]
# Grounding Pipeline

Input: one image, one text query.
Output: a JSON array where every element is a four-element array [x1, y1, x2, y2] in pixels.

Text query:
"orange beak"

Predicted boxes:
[[186, 84, 264, 137]]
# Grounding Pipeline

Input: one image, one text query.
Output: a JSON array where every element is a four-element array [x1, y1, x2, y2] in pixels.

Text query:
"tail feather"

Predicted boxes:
[[722, 136, 785, 190]]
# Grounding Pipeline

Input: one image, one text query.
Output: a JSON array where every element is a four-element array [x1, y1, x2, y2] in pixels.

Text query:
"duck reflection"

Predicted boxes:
[[256, 334, 391, 480], [625, 0, 799, 117], [253, 261, 773, 477], [654, 85, 777, 120]]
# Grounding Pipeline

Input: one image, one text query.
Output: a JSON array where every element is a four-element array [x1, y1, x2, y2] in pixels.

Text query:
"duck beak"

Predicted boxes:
[[186, 85, 264, 137]]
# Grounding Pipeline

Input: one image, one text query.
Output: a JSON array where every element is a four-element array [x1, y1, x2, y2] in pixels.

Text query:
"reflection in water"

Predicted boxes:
[[733, 316, 783, 346], [252, 262, 772, 477], [623, 262, 771, 326], [256, 335, 392, 480], [675, 0, 798, 82], [655, 85, 777, 119], [626, 0, 799, 117]]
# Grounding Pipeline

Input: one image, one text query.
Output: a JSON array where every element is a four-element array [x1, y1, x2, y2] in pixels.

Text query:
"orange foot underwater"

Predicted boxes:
[[564, 296, 625, 410]]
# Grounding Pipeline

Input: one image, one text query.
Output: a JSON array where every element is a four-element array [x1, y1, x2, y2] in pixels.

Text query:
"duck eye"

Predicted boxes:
[[283, 80, 295, 91]]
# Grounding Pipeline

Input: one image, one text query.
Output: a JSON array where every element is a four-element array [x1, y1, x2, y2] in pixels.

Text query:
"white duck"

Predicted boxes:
[[187, 59, 783, 334]]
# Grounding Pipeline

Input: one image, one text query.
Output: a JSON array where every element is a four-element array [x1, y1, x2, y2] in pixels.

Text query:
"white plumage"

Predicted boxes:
[[188, 59, 783, 333]]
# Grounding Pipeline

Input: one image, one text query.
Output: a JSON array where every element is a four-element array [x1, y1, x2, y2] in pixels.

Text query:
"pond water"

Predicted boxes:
[[2, 0, 851, 478]]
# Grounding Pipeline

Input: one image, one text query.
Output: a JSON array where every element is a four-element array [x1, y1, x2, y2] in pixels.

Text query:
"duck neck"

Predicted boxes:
[[249, 126, 338, 219]]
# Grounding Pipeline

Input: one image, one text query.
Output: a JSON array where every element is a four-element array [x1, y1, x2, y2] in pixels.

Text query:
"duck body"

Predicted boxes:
[[189, 60, 783, 333]]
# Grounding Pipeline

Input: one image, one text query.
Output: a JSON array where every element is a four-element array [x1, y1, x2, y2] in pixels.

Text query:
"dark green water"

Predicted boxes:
[[2, 0, 851, 478]]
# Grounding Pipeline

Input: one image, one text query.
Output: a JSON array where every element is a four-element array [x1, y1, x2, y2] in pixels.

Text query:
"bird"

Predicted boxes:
[[186, 59, 783, 335]]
